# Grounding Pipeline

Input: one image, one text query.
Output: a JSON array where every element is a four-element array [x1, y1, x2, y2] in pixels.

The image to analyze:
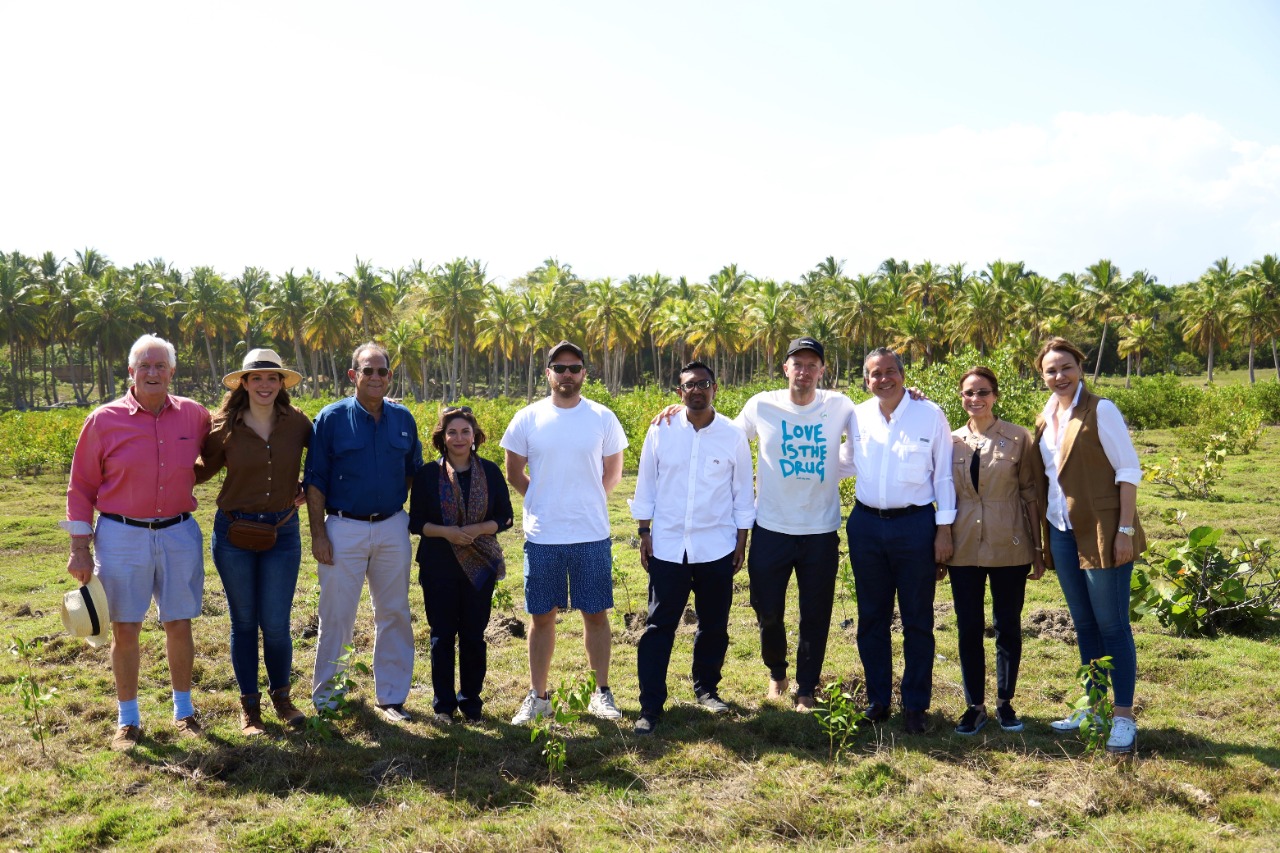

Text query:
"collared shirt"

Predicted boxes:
[[195, 406, 312, 513], [733, 388, 856, 535], [61, 389, 212, 535], [842, 394, 957, 525], [630, 410, 756, 564], [306, 396, 423, 517], [1039, 383, 1142, 532]]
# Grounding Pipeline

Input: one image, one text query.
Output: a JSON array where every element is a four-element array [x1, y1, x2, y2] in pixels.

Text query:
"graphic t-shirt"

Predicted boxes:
[[500, 396, 628, 544], [733, 388, 856, 535]]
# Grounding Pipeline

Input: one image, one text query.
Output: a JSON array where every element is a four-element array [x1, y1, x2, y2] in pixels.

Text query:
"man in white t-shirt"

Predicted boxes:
[[734, 337, 857, 711], [501, 341, 629, 725]]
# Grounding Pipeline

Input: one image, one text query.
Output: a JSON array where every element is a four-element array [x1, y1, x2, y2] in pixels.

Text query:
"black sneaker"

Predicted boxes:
[[954, 705, 987, 736], [633, 715, 658, 736], [995, 702, 1024, 732], [696, 693, 730, 715]]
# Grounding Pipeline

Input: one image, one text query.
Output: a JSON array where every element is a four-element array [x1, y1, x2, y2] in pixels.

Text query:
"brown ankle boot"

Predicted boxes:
[[270, 686, 306, 729], [240, 693, 266, 736]]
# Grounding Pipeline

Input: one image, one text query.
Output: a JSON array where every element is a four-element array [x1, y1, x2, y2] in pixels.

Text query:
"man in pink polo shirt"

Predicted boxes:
[[62, 334, 211, 751]]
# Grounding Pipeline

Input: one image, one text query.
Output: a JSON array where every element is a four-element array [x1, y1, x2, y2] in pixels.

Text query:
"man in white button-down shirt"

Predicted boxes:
[[630, 362, 756, 735], [842, 347, 956, 734]]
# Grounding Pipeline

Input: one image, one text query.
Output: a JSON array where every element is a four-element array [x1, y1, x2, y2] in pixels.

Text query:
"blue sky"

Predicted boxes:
[[3, 1, 1277, 287]]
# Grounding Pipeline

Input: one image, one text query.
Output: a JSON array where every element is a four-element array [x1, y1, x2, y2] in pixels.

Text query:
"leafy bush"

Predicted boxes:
[[1131, 509, 1280, 637], [1143, 437, 1228, 501], [1105, 374, 1202, 430], [904, 346, 1044, 430]]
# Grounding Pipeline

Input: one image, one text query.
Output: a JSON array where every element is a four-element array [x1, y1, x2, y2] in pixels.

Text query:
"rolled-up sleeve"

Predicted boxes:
[[931, 409, 957, 525], [731, 429, 757, 530], [1096, 400, 1143, 485]]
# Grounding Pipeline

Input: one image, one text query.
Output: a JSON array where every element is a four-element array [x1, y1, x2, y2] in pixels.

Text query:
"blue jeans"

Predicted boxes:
[[847, 506, 937, 711], [637, 552, 735, 716], [1048, 525, 1136, 706], [212, 509, 302, 695]]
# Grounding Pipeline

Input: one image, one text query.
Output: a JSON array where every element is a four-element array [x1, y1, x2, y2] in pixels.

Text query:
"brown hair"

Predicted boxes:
[[1035, 337, 1087, 374], [210, 379, 294, 437], [958, 365, 999, 396], [431, 407, 486, 457]]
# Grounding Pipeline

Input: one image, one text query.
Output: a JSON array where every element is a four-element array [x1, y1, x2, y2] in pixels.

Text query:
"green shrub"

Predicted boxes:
[[1105, 374, 1202, 430], [1131, 509, 1280, 637]]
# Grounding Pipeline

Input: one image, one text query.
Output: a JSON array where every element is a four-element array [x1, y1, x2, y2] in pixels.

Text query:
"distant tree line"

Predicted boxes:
[[1, 249, 1277, 410]]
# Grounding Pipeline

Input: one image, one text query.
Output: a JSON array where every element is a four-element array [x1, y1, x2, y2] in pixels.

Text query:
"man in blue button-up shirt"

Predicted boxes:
[[305, 342, 423, 721]]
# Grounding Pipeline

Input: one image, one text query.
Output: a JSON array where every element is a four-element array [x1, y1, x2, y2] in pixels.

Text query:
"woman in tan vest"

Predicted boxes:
[[1033, 338, 1144, 754], [945, 366, 1045, 736]]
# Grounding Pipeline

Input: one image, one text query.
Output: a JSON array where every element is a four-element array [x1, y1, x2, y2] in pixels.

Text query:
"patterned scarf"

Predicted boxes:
[[438, 454, 506, 589]]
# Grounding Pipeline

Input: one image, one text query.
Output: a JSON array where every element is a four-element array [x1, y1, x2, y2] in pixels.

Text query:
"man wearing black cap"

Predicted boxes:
[[732, 337, 857, 711], [501, 341, 629, 725]]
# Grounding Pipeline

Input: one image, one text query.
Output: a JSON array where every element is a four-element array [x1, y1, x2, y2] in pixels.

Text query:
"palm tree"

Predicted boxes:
[[580, 277, 638, 394], [948, 276, 1002, 355], [1179, 258, 1237, 383], [0, 252, 42, 409], [1231, 282, 1273, 384], [889, 305, 937, 366], [339, 257, 394, 339], [630, 271, 673, 384], [76, 268, 143, 399], [685, 284, 743, 382], [1117, 318, 1160, 381], [383, 318, 425, 400], [1082, 259, 1128, 382], [260, 269, 316, 394], [174, 266, 239, 389], [303, 275, 357, 393], [231, 266, 271, 351], [475, 284, 523, 397], [426, 258, 488, 400], [1243, 255, 1280, 381], [746, 278, 795, 378]]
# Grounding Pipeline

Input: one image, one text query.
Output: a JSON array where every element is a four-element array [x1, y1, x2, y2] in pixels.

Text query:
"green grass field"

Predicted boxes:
[[1, 429, 1277, 851]]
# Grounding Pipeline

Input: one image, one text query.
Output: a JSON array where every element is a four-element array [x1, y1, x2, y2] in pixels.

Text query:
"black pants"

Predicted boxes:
[[420, 561, 496, 717], [637, 552, 735, 716], [948, 564, 1030, 706], [748, 525, 839, 697]]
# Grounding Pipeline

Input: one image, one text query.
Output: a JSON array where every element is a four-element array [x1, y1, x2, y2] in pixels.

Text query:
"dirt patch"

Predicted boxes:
[[888, 601, 953, 633], [620, 611, 647, 645], [296, 612, 319, 640], [484, 613, 526, 644], [1024, 608, 1076, 643], [14, 603, 40, 617]]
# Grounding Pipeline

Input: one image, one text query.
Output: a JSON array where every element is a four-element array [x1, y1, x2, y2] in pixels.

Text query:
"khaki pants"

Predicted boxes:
[[311, 511, 414, 708]]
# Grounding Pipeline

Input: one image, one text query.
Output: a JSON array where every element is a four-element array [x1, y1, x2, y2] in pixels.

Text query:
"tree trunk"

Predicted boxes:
[[1207, 342, 1215, 384], [1092, 323, 1108, 384]]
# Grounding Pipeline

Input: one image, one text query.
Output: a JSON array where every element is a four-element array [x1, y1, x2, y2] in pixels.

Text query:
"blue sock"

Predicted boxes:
[[172, 690, 194, 720], [117, 699, 140, 728]]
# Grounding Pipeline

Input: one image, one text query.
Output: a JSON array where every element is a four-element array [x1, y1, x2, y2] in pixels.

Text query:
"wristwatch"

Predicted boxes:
[[1117, 526, 1136, 536], [638, 526, 651, 536]]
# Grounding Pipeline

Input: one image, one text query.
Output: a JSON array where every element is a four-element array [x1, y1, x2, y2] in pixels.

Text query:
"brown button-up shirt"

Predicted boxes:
[[195, 406, 312, 513]]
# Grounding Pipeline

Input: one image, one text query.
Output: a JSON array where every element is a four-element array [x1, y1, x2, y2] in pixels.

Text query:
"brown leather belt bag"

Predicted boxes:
[[226, 507, 297, 551]]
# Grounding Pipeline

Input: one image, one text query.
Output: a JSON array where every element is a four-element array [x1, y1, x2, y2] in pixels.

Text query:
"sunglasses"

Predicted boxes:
[[358, 367, 390, 377], [678, 379, 714, 391], [442, 405, 472, 415], [550, 364, 584, 374], [962, 389, 993, 398]]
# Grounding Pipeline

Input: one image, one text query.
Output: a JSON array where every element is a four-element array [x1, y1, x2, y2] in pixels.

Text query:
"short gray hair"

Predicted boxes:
[[351, 341, 391, 370], [863, 347, 904, 377], [128, 334, 177, 373]]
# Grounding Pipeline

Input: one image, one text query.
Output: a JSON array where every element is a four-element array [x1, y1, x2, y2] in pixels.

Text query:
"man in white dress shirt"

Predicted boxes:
[[630, 362, 756, 735], [842, 347, 955, 734]]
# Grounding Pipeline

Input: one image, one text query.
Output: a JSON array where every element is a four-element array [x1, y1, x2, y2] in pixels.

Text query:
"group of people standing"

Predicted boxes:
[[62, 331, 1143, 756]]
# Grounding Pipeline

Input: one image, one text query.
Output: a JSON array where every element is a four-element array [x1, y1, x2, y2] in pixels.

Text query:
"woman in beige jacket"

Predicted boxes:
[[944, 366, 1045, 735]]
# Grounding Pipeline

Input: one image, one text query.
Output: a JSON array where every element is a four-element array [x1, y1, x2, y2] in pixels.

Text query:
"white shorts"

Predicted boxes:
[[93, 516, 204, 623]]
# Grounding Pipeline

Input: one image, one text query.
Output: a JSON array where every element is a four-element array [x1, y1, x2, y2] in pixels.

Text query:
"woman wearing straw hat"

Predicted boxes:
[[196, 349, 312, 735]]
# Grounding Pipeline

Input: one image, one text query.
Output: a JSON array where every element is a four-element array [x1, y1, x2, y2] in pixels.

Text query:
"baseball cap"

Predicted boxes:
[[785, 337, 825, 362], [547, 341, 585, 365]]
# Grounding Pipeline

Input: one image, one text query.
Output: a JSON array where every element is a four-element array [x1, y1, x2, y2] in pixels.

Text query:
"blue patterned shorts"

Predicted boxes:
[[523, 538, 614, 615]]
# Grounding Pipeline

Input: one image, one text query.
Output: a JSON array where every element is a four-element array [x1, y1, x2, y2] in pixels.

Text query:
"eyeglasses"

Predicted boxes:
[[678, 379, 714, 391], [962, 389, 993, 398], [358, 367, 390, 377], [442, 405, 472, 415], [550, 364, 584, 374]]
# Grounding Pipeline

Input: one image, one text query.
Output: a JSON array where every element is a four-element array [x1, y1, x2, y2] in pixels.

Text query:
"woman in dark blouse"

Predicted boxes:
[[196, 349, 311, 736], [408, 406, 513, 724]]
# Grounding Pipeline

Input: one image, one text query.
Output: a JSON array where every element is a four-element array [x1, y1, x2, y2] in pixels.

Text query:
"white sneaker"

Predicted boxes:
[[587, 687, 623, 720], [510, 690, 552, 725], [1105, 717, 1137, 753], [1049, 709, 1100, 732]]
